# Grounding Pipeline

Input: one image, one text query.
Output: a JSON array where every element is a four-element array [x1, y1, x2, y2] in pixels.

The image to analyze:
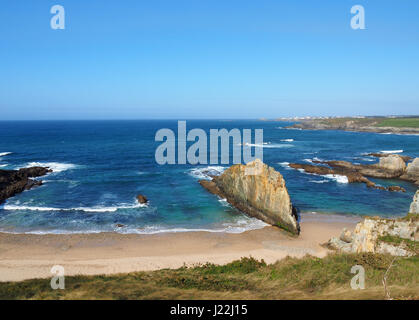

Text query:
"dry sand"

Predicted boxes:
[[0, 213, 359, 282]]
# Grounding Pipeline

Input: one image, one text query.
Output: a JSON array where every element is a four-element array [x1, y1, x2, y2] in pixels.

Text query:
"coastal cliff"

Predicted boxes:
[[410, 190, 419, 214], [199, 159, 300, 235], [0, 167, 52, 204], [286, 117, 419, 135], [328, 191, 419, 257], [327, 216, 418, 257]]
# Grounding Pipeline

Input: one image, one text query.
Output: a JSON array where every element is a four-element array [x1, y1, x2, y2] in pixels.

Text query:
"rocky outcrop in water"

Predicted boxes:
[[199, 159, 300, 235], [0, 167, 52, 204], [327, 216, 418, 257], [400, 158, 419, 185], [410, 190, 419, 214], [136, 194, 148, 204], [290, 155, 419, 191], [289, 162, 405, 192], [367, 153, 412, 162]]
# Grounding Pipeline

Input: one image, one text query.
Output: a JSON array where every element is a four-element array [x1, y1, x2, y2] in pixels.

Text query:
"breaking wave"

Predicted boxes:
[[0, 152, 12, 157], [309, 179, 329, 184], [380, 150, 403, 154], [188, 166, 226, 180], [132, 218, 269, 234], [297, 169, 349, 184], [243, 142, 294, 148], [278, 162, 291, 170], [1, 202, 147, 213], [23, 162, 78, 173], [323, 174, 349, 184]]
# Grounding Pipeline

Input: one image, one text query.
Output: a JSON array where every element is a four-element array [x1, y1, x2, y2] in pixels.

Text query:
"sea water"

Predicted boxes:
[[0, 120, 417, 234]]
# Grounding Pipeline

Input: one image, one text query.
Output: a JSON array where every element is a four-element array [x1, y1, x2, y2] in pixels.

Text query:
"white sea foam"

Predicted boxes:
[[0, 152, 12, 157], [1, 202, 147, 213], [0, 229, 106, 235], [0, 216, 268, 235], [243, 142, 293, 148], [380, 150, 403, 154], [278, 162, 292, 170], [296, 167, 349, 184], [188, 166, 226, 180], [323, 174, 349, 183], [280, 139, 294, 142], [304, 157, 325, 164], [218, 198, 230, 207], [309, 180, 329, 184], [378, 132, 419, 136], [22, 162, 78, 173], [0, 164, 7, 168], [131, 218, 269, 234]]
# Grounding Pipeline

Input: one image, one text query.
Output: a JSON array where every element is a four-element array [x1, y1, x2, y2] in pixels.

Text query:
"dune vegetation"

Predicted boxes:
[[0, 253, 417, 300]]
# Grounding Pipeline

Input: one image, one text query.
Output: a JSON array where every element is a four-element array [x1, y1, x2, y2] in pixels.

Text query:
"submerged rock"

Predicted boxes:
[[199, 159, 299, 235], [136, 194, 148, 204], [0, 167, 52, 204]]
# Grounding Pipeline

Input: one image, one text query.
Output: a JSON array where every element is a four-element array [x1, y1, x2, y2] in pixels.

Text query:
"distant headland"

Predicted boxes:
[[265, 116, 419, 135]]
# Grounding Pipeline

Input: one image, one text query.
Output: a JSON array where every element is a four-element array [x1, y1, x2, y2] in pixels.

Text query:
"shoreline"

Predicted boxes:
[[0, 212, 360, 282]]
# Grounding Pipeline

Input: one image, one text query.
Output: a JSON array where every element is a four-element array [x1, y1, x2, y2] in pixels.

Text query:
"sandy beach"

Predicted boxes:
[[0, 213, 359, 282]]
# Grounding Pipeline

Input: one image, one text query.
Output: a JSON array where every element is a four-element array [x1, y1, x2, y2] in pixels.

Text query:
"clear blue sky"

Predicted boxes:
[[1, 0, 418, 120]]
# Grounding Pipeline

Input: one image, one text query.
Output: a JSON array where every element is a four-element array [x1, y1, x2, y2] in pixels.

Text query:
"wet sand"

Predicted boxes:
[[0, 213, 359, 282]]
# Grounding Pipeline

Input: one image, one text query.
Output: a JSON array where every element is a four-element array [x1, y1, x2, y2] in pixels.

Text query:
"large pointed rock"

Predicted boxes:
[[199, 159, 299, 235]]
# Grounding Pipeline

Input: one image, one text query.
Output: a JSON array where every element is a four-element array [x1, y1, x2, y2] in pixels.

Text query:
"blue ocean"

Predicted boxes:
[[0, 120, 417, 234]]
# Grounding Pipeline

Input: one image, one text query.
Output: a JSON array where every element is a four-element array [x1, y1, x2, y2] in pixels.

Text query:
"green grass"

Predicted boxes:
[[375, 118, 419, 128], [378, 235, 418, 255], [0, 253, 418, 300]]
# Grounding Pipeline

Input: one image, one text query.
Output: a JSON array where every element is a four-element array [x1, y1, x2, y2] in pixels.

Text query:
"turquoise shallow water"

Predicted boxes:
[[0, 120, 417, 234]]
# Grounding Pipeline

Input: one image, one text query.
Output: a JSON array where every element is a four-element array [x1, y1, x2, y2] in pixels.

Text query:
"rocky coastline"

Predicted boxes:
[[290, 154, 419, 190], [0, 167, 52, 204], [327, 190, 418, 257]]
